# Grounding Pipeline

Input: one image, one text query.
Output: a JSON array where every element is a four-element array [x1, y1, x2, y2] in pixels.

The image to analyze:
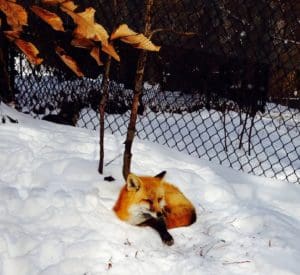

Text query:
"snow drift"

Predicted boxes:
[[0, 102, 300, 275]]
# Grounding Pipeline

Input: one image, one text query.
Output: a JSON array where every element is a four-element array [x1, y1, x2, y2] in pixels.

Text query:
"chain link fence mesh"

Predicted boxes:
[[0, 0, 299, 183]]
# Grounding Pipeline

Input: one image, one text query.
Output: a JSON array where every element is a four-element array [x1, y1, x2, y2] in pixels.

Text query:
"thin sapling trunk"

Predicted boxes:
[[122, 0, 154, 180], [98, 56, 112, 174]]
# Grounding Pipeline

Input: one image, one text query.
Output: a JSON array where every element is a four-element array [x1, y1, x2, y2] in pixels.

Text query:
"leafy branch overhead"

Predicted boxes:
[[55, 46, 84, 77], [0, 0, 41, 64], [31, 5, 65, 32], [0, 0, 161, 76], [0, 0, 27, 31], [5, 30, 43, 65]]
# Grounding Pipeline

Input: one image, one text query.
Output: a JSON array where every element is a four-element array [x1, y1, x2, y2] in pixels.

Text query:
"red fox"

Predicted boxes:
[[113, 171, 196, 245]]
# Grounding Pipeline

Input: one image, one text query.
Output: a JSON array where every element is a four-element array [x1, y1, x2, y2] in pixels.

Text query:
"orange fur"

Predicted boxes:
[[113, 172, 196, 229]]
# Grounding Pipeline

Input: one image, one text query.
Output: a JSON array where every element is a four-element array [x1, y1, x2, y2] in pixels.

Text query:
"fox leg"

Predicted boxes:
[[140, 217, 174, 246]]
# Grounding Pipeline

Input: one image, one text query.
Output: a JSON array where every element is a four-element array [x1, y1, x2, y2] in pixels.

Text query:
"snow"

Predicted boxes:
[[0, 102, 300, 275]]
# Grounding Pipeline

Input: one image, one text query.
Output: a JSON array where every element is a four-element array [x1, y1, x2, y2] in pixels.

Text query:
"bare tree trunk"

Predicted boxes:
[[98, 56, 112, 174], [98, 0, 117, 174], [122, 0, 154, 180]]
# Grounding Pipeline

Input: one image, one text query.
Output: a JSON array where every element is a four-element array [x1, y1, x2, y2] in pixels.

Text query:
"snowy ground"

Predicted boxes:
[[0, 102, 300, 275]]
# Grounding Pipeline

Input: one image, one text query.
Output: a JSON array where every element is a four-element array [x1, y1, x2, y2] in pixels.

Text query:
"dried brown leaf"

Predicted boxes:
[[61, 1, 77, 11], [15, 40, 43, 65], [71, 38, 102, 66], [5, 31, 43, 65], [90, 46, 103, 66], [42, 0, 65, 4], [4, 29, 20, 39], [110, 24, 137, 40], [102, 43, 120, 62], [61, 6, 109, 44], [42, 0, 78, 11], [55, 46, 84, 77], [71, 37, 95, 49], [111, 24, 160, 52], [0, 0, 28, 31], [121, 34, 160, 51], [31, 5, 65, 31]]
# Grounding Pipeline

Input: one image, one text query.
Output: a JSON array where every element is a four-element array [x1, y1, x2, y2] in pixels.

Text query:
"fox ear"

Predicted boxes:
[[154, 170, 166, 180], [126, 173, 141, 191]]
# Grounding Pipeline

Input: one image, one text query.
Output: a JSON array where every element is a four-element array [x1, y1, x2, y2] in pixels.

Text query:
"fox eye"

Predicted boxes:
[[142, 199, 153, 205]]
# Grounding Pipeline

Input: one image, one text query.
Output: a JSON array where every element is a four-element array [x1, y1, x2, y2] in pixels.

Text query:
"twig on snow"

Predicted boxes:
[[105, 153, 122, 167], [199, 239, 226, 257], [222, 260, 251, 265]]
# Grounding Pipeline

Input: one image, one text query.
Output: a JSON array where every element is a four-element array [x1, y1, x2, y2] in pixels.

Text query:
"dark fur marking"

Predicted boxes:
[[140, 217, 174, 246]]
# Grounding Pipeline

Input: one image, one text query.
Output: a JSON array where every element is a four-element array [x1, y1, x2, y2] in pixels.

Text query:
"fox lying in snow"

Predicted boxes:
[[113, 171, 196, 245]]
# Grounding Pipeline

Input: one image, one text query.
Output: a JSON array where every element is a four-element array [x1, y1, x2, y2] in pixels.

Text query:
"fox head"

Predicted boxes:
[[119, 171, 167, 225]]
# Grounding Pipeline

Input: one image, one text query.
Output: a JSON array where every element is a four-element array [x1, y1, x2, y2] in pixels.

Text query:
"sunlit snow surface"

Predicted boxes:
[[0, 103, 300, 275]]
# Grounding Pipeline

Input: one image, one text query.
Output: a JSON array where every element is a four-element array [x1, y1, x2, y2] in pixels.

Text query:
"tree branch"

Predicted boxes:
[[272, 35, 300, 45], [149, 28, 198, 39]]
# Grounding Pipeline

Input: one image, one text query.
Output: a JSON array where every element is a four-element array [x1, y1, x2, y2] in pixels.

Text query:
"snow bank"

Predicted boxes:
[[0, 103, 300, 275]]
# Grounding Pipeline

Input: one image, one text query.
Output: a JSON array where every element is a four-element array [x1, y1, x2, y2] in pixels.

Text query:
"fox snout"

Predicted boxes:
[[157, 211, 163, 217], [142, 209, 163, 221], [148, 210, 164, 219]]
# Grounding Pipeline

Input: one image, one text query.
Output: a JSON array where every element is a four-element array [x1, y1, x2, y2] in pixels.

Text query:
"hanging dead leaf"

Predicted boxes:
[[102, 43, 120, 62], [0, 0, 28, 31], [5, 31, 43, 65], [14, 40, 43, 65], [110, 24, 137, 40], [4, 29, 20, 39], [71, 37, 95, 49], [60, 0, 77, 11], [42, 0, 77, 11], [111, 24, 160, 52], [70, 39, 103, 66], [55, 46, 84, 77], [122, 34, 160, 51], [90, 46, 103, 66], [42, 0, 64, 4], [42, 0, 67, 4], [60, 6, 109, 44], [31, 5, 65, 32]]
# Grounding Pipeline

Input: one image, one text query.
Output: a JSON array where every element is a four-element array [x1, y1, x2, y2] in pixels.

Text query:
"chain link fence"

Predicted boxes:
[[0, 0, 299, 183], [12, 65, 300, 183]]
